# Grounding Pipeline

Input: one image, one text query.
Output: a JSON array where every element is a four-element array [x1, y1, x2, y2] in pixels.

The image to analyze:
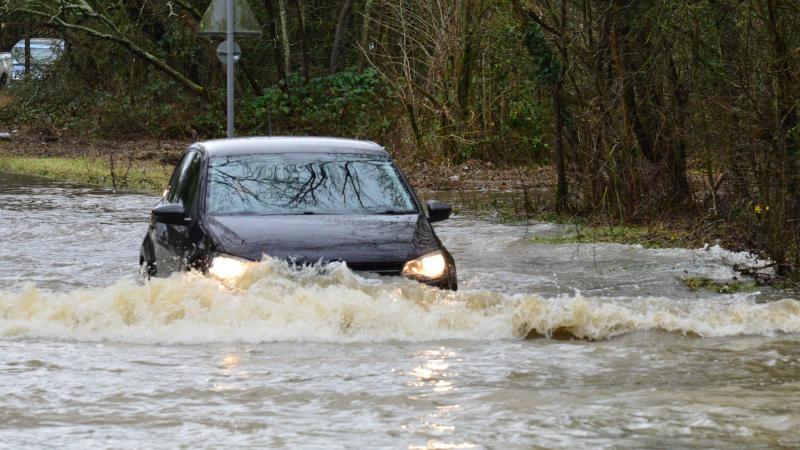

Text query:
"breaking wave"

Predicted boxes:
[[1, 258, 799, 344]]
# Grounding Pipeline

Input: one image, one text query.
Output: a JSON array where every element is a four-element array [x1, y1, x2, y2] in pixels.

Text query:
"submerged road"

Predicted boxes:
[[1, 171, 799, 448]]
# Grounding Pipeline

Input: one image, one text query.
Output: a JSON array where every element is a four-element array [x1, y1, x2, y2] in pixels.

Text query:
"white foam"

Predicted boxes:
[[1, 258, 798, 344]]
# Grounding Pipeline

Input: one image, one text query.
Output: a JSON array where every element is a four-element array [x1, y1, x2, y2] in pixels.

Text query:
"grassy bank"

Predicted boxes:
[[681, 277, 760, 294], [0, 156, 171, 194]]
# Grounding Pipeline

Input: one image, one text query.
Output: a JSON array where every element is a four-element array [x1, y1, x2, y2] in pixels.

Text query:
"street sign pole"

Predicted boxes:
[[198, 0, 260, 138], [226, 0, 235, 138]]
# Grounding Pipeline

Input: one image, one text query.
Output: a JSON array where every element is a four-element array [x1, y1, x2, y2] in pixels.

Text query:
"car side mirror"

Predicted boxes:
[[427, 200, 452, 223], [152, 203, 189, 226]]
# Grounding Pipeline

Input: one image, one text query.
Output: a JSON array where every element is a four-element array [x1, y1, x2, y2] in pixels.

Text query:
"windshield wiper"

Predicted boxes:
[[377, 209, 417, 215]]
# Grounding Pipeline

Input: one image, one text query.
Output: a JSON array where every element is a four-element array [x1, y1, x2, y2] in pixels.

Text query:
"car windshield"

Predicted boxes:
[[207, 153, 418, 215], [11, 46, 57, 64]]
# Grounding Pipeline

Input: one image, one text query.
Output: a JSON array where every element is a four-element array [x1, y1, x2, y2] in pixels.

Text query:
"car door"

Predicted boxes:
[[152, 150, 203, 274]]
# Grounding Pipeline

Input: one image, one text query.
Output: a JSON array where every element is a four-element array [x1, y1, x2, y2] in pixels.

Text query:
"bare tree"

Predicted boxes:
[[364, 0, 491, 158]]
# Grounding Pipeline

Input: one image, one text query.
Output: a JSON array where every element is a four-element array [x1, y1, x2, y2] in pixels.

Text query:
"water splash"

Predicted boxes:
[[1, 258, 799, 344]]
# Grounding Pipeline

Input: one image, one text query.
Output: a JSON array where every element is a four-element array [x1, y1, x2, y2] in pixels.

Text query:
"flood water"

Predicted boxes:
[[1, 171, 800, 449]]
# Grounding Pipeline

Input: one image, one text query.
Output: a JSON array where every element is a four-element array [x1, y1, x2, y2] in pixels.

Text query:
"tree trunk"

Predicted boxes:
[[24, 35, 31, 75], [263, 0, 287, 85], [277, 0, 291, 78], [765, 0, 799, 274], [610, 0, 655, 162], [404, 101, 423, 150], [294, 0, 310, 82], [358, 0, 375, 69], [330, 0, 355, 73], [238, 60, 262, 95], [457, 0, 475, 122], [553, 0, 569, 211], [510, 0, 570, 209], [664, 41, 690, 202]]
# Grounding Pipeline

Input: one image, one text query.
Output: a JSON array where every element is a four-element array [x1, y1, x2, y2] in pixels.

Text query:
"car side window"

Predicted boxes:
[[166, 151, 196, 204], [179, 153, 203, 211]]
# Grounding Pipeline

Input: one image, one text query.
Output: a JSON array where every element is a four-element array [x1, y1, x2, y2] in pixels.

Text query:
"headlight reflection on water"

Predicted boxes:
[[212, 352, 251, 393], [404, 348, 474, 450]]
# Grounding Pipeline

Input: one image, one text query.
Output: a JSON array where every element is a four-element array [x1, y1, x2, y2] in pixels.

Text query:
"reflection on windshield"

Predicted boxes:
[[207, 153, 417, 215]]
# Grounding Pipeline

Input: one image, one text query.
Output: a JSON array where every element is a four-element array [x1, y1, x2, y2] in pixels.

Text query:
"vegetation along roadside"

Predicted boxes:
[[0, 0, 797, 286]]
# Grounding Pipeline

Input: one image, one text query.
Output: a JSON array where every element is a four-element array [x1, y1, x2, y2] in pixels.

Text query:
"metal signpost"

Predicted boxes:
[[198, 0, 261, 138], [225, 0, 235, 138]]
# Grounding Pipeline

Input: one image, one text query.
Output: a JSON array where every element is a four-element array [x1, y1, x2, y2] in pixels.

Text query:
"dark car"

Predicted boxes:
[[139, 137, 457, 290]]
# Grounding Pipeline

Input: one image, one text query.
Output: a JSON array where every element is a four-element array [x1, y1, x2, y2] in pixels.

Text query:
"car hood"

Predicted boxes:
[[204, 214, 440, 268]]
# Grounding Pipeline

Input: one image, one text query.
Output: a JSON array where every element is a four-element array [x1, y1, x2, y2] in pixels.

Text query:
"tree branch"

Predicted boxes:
[[17, 6, 205, 95]]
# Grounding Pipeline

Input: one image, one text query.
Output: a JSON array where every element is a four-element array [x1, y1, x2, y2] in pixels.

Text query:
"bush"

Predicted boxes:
[[2, 53, 206, 138], [247, 68, 393, 139]]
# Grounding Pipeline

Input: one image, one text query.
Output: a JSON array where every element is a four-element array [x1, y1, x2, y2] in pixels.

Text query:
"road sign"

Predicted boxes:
[[216, 41, 241, 64], [198, 0, 262, 37]]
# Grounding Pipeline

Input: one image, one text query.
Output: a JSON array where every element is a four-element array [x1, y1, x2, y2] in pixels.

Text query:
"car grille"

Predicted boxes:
[[346, 261, 404, 276]]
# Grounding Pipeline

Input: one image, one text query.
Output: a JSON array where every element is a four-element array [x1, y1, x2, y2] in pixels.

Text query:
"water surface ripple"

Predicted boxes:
[[1, 171, 798, 449]]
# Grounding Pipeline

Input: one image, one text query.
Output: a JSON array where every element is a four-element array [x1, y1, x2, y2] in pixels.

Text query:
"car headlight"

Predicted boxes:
[[208, 255, 252, 280], [402, 251, 447, 280]]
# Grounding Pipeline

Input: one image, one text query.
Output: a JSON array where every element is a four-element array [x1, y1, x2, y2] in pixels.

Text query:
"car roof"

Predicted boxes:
[[194, 137, 389, 157]]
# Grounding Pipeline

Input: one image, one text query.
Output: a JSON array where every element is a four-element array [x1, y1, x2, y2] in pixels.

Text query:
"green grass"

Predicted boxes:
[[0, 156, 171, 194], [530, 224, 697, 249], [530, 212, 587, 226], [681, 276, 760, 294]]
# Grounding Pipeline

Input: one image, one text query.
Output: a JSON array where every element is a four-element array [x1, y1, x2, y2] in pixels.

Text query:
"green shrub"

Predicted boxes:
[[248, 68, 393, 139]]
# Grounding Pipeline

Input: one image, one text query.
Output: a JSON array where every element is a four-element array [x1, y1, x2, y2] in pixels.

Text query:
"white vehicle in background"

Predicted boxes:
[[0, 53, 11, 86], [10, 38, 65, 81]]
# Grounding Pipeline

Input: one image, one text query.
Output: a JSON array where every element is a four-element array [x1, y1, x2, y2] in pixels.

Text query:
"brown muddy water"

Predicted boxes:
[[1, 171, 799, 449]]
